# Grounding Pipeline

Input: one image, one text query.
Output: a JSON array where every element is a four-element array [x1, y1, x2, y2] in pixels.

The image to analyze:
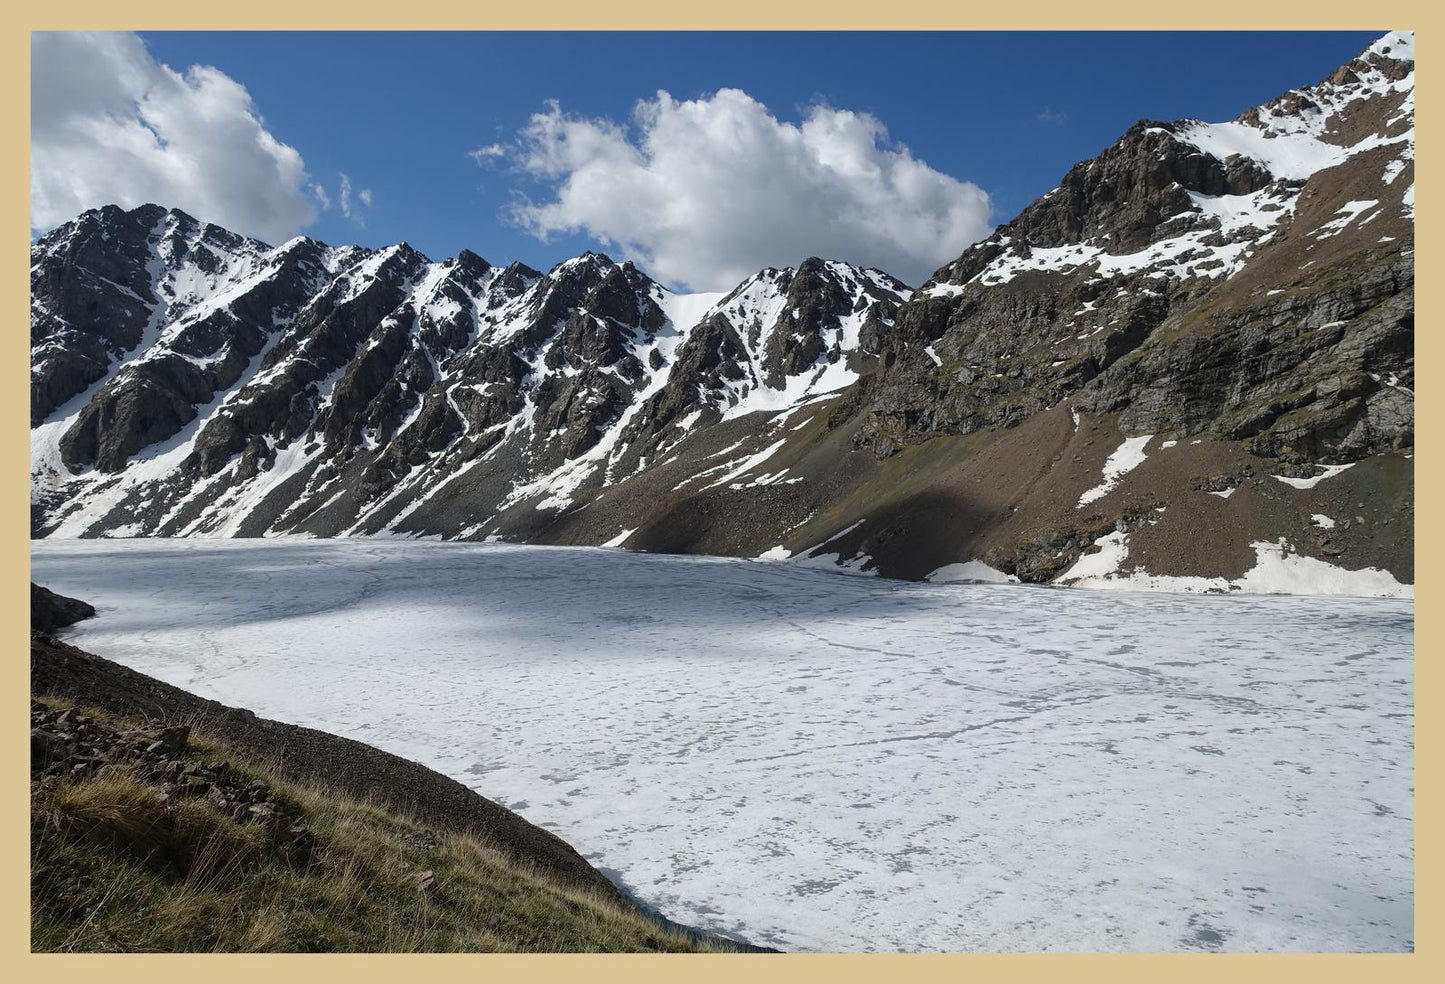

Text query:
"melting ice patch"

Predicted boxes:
[[32, 539, 1413, 953], [792, 550, 877, 576]]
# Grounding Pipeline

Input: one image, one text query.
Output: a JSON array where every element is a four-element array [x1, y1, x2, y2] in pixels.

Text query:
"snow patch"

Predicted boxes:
[[926, 561, 1018, 584], [701, 439, 788, 490], [1274, 463, 1356, 490], [1078, 435, 1153, 507], [601, 528, 635, 548], [1063, 534, 1409, 600]]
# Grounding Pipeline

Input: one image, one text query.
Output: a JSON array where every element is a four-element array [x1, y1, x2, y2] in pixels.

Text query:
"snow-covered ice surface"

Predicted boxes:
[[32, 539, 1413, 953]]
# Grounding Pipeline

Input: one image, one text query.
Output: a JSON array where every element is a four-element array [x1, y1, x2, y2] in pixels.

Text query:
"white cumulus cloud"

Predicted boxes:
[[507, 89, 992, 290], [31, 31, 317, 244]]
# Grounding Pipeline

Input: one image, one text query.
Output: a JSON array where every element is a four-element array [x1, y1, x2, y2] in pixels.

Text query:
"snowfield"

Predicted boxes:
[[31, 539, 1413, 953]]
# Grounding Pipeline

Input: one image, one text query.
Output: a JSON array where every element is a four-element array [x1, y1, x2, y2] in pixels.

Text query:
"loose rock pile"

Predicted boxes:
[[31, 701, 313, 852]]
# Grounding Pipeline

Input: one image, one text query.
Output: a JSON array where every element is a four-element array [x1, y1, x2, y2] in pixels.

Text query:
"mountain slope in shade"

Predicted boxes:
[[31, 33, 1412, 596]]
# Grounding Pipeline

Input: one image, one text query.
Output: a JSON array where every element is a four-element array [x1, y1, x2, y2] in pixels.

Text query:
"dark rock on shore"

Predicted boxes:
[[32, 584, 96, 634]]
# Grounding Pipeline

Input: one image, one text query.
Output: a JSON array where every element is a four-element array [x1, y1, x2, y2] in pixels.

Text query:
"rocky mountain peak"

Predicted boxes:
[[450, 246, 490, 269], [860, 30, 1412, 476]]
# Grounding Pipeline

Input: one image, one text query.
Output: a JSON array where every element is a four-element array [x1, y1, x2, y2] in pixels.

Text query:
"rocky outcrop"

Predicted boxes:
[[855, 33, 1414, 472], [1009, 121, 1273, 252], [31, 584, 96, 635], [30, 702, 316, 859], [31, 204, 173, 425]]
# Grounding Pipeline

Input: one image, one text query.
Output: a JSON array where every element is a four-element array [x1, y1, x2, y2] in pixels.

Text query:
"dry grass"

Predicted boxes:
[[31, 699, 727, 953]]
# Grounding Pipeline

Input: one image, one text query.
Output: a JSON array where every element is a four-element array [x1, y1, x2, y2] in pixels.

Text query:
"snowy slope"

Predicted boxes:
[[932, 32, 1414, 295]]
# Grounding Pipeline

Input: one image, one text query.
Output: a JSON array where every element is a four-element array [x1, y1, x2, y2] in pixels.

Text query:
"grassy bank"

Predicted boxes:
[[31, 698, 719, 953]]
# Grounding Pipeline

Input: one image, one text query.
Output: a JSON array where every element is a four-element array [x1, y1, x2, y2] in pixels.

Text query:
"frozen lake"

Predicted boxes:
[[31, 538, 1413, 952]]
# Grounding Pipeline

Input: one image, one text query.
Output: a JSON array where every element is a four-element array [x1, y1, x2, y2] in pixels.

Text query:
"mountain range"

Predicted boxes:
[[31, 32, 1414, 595]]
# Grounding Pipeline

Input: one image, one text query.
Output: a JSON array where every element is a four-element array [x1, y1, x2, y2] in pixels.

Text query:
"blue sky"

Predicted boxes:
[[34, 31, 1381, 289]]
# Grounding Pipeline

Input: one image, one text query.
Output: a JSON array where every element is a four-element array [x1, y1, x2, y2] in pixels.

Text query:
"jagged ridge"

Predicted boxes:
[[32, 213, 907, 539]]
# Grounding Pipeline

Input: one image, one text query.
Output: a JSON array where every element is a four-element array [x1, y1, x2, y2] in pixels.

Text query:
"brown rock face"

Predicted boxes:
[[856, 38, 1414, 474]]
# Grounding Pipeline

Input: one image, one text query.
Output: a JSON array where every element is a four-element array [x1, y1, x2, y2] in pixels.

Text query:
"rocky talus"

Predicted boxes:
[[30, 705, 317, 856]]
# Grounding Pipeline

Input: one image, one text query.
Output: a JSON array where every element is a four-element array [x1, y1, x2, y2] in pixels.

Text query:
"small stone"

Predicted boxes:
[[153, 725, 191, 754], [32, 728, 66, 763], [416, 870, 442, 901]]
